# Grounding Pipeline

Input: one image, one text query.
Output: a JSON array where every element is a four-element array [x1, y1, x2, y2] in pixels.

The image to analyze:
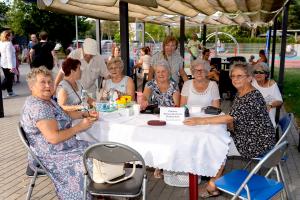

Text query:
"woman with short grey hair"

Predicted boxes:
[[183, 62, 275, 197], [102, 57, 135, 100], [141, 59, 180, 109], [21, 66, 98, 199], [180, 59, 220, 108], [141, 59, 180, 179]]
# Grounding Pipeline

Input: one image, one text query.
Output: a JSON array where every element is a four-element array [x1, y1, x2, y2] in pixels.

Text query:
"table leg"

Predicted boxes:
[[189, 173, 198, 200]]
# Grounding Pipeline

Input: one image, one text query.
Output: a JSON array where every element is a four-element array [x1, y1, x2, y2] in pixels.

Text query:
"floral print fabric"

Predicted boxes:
[[21, 96, 91, 200], [229, 90, 276, 159], [145, 79, 178, 107]]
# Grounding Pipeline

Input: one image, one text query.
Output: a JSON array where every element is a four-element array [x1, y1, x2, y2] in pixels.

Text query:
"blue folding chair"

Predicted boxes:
[[215, 141, 289, 200], [275, 113, 293, 146], [245, 113, 293, 165]]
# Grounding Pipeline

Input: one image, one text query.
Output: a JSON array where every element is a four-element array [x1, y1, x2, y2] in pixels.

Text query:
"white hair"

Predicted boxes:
[[154, 59, 170, 72], [254, 62, 269, 73], [190, 59, 211, 74]]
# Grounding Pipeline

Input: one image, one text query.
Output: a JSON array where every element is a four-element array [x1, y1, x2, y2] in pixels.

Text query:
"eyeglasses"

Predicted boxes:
[[230, 75, 248, 80], [254, 70, 265, 75], [108, 67, 121, 71], [193, 69, 205, 74]]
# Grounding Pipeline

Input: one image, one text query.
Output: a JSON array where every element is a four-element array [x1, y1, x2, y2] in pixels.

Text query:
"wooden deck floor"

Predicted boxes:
[[0, 64, 299, 200]]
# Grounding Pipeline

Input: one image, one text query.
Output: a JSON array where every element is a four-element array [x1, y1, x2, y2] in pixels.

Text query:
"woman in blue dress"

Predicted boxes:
[[21, 66, 98, 199]]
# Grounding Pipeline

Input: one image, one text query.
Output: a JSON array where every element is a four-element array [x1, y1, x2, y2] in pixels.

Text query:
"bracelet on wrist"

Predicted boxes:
[[82, 111, 90, 118]]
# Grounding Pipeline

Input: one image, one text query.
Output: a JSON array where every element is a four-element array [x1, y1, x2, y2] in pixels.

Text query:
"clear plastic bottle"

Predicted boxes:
[[81, 89, 88, 110]]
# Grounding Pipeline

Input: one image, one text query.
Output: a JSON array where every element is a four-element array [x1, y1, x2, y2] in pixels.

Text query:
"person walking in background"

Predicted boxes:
[[30, 31, 55, 70], [28, 34, 38, 50], [12, 37, 20, 83], [27, 34, 38, 66], [133, 46, 152, 91], [187, 33, 202, 61], [0, 30, 17, 97]]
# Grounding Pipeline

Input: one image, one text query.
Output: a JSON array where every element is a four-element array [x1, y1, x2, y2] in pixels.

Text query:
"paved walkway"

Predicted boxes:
[[0, 64, 299, 199]]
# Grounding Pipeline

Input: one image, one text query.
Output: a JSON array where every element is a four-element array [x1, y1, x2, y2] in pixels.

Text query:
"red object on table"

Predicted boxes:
[[189, 173, 198, 200]]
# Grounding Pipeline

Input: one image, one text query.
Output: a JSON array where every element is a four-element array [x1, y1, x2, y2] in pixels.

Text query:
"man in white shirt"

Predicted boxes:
[[187, 33, 202, 61], [55, 38, 110, 98]]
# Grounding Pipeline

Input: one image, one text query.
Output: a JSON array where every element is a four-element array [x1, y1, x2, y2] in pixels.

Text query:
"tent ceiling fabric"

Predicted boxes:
[[37, 0, 288, 26]]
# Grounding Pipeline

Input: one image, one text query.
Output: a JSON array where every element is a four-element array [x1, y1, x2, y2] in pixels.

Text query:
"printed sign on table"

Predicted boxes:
[[160, 107, 185, 125]]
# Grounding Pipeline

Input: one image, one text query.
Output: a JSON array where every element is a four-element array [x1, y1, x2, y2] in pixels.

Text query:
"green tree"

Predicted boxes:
[[0, 2, 9, 31], [145, 23, 166, 42], [101, 20, 119, 40], [85, 20, 119, 40], [6, 0, 91, 48], [288, 0, 300, 29]]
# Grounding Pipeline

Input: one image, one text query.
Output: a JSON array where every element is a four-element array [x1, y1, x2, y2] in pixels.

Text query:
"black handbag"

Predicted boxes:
[[204, 106, 222, 115], [140, 104, 160, 114]]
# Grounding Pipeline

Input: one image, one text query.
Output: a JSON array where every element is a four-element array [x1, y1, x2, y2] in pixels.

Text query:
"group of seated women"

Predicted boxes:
[[21, 52, 282, 198]]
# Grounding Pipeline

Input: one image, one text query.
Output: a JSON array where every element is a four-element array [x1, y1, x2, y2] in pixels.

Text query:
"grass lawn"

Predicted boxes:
[[274, 68, 300, 125]]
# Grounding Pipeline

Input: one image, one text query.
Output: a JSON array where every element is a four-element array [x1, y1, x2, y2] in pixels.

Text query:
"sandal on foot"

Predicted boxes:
[[199, 187, 220, 198], [153, 168, 163, 179]]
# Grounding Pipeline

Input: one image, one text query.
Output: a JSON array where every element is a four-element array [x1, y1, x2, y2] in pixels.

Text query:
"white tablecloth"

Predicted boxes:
[[77, 112, 231, 177]]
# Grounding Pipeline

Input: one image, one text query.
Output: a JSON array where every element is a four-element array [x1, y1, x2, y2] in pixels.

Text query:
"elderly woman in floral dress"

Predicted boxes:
[[21, 66, 98, 199], [141, 59, 180, 110]]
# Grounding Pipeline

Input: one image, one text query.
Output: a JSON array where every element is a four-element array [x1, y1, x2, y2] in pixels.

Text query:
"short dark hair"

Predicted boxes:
[[62, 58, 81, 76], [39, 31, 48, 40], [259, 49, 265, 55], [202, 48, 210, 55]]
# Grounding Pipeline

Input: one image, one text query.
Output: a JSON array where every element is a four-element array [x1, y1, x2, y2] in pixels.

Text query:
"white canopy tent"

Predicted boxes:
[[37, 0, 289, 27]]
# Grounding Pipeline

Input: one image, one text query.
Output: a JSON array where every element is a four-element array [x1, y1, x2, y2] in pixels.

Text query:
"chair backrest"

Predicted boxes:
[[259, 141, 289, 169], [227, 56, 246, 64], [142, 73, 149, 92], [276, 113, 293, 146], [210, 57, 222, 71], [17, 122, 48, 173], [234, 141, 289, 198], [83, 142, 146, 179]]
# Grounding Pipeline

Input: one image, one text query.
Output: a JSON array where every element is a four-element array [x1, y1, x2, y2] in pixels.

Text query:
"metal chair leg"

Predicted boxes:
[[278, 164, 292, 200], [243, 160, 253, 170], [83, 174, 87, 200], [142, 174, 147, 200], [26, 168, 38, 200]]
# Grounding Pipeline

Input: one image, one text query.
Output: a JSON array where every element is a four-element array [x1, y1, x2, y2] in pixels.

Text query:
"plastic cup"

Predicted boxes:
[[133, 104, 141, 116], [136, 92, 143, 105]]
